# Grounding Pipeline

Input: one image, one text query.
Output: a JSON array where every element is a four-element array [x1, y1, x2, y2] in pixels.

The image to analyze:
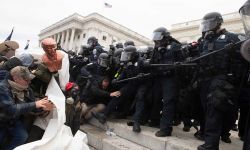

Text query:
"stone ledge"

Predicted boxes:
[[81, 124, 150, 150], [88, 118, 243, 150]]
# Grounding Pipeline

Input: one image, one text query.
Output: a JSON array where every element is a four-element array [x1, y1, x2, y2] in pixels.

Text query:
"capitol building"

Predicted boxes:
[[39, 12, 244, 52], [38, 13, 153, 52]]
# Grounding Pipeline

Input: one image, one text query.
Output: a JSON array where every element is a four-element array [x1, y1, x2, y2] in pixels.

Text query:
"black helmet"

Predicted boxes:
[[87, 36, 98, 47], [152, 27, 170, 41], [98, 53, 109, 68], [124, 40, 135, 47], [114, 48, 123, 57], [240, 0, 250, 37], [120, 46, 138, 62], [113, 48, 123, 65], [200, 12, 223, 32], [115, 43, 123, 49]]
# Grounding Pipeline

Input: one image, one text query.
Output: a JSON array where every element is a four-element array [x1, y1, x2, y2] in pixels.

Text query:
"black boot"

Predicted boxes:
[[221, 136, 232, 143], [183, 125, 191, 132], [133, 121, 141, 133], [197, 144, 219, 150], [91, 112, 106, 124], [155, 129, 172, 137], [194, 130, 205, 141]]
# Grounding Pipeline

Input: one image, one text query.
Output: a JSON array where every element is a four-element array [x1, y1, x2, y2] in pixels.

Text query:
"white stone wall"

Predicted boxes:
[[170, 12, 245, 43]]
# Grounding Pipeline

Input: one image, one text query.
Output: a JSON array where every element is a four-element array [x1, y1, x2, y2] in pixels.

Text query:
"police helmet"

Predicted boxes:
[[115, 43, 124, 49], [124, 40, 135, 47], [87, 36, 98, 47], [98, 53, 109, 68], [200, 12, 223, 32], [240, 0, 250, 37], [152, 27, 170, 41], [113, 48, 123, 65], [120, 46, 138, 62]]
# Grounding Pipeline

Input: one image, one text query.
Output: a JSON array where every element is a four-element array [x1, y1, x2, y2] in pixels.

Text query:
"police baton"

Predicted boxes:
[[114, 73, 151, 84], [150, 63, 197, 67], [189, 40, 246, 63]]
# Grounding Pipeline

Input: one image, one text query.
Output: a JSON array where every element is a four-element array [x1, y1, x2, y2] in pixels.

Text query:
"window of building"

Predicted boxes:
[[78, 35, 80, 39], [83, 33, 86, 38], [103, 36, 107, 41]]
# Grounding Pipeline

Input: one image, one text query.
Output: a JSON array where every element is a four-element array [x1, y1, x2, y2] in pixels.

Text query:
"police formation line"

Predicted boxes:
[[1, 4, 250, 150]]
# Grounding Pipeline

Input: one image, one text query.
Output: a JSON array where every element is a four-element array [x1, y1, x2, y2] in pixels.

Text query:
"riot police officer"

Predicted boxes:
[[239, 1, 250, 149], [196, 12, 244, 150], [87, 36, 104, 63], [150, 27, 184, 137]]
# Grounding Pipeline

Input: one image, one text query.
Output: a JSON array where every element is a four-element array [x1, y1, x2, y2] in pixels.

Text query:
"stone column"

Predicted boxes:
[[78, 30, 84, 53], [56, 33, 59, 43], [64, 29, 70, 50], [69, 28, 75, 50], [61, 31, 65, 49]]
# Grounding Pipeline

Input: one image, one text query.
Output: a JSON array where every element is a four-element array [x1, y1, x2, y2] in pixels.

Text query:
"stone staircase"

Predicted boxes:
[[80, 119, 243, 150]]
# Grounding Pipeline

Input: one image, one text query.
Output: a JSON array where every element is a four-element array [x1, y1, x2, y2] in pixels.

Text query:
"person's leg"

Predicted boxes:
[[85, 104, 105, 120], [4, 121, 28, 150], [149, 79, 162, 127], [132, 84, 149, 132], [156, 77, 177, 137], [81, 103, 92, 120]]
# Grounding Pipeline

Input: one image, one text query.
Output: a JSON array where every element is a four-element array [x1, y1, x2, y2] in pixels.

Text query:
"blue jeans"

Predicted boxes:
[[0, 120, 28, 150]]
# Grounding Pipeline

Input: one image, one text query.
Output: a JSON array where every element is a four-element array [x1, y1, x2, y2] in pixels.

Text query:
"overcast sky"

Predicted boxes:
[[0, 0, 246, 50]]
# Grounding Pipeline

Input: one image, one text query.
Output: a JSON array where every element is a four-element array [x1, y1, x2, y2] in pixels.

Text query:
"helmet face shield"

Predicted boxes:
[[199, 18, 218, 32], [120, 51, 133, 62], [98, 58, 109, 67], [240, 4, 250, 37], [152, 32, 164, 41]]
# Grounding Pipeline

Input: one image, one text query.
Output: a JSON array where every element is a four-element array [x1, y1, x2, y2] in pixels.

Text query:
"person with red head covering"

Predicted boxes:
[[41, 38, 64, 73]]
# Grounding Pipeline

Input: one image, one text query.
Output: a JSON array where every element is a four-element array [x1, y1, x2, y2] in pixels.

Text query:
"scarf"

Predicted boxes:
[[8, 79, 29, 102]]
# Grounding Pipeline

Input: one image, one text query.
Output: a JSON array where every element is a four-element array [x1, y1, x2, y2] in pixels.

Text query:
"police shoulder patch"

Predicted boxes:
[[219, 34, 226, 40], [167, 45, 172, 50], [134, 62, 138, 66]]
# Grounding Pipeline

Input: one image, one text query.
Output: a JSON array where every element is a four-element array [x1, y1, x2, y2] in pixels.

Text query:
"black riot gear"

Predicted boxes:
[[87, 36, 98, 47], [98, 53, 109, 68], [115, 43, 124, 49], [152, 27, 170, 41], [137, 46, 153, 59], [124, 40, 135, 47], [120, 46, 138, 63], [113, 48, 123, 65], [240, 0, 250, 37], [200, 12, 223, 33], [152, 27, 172, 48]]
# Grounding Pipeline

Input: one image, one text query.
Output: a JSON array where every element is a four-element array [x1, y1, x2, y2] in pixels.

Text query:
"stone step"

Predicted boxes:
[[80, 124, 150, 150], [89, 118, 243, 150]]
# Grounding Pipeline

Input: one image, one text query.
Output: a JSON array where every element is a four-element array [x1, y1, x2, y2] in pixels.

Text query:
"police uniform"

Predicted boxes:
[[151, 40, 184, 136], [197, 29, 243, 149]]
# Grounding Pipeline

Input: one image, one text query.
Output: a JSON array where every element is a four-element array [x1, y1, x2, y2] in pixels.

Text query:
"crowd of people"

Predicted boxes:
[[1, 2, 250, 150]]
